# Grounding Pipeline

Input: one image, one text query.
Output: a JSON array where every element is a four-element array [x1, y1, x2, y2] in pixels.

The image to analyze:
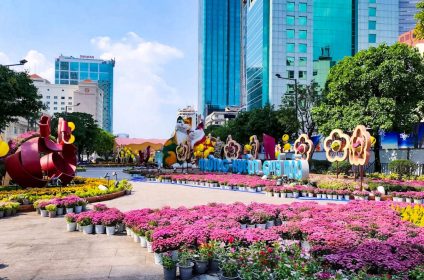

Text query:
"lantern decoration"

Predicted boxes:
[[281, 134, 291, 152], [294, 134, 314, 160], [5, 116, 77, 188], [248, 135, 260, 159], [0, 136, 9, 157], [176, 140, 191, 162], [224, 135, 241, 160], [349, 125, 371, 166], [324, 129, 350, 162]]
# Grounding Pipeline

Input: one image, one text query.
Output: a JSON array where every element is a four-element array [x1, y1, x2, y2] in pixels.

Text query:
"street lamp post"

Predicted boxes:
[[275, 73, 298, 117], [2, 59, 28, 68]]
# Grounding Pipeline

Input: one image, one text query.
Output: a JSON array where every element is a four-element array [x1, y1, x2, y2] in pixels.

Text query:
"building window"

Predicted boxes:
[[53, 107, 57, 110], [68, 102, 72, 105], [287, 84, 295, 93], [286, 16, 295, 25], [368, 34, 377, 43], [299, 3, 307, 12], [287, 29, 295, 39], [299, 57, 307, 66], [61, 102, 65, 105], [70, 72, 78, 80], [70, 80, 78, 85], [299, 30, 307, 39], [68, 108, 73, 111], [369, 7, 376, 17], [299, 71, 307, 79], [287, 43, 295, 53], [287, 70, 295, 79], [287, 2, 295, 12], [369, 0, 376, 3], [61, 96, 65, 99], [299, 43, 307, 53], [54, 101, 57, 105], [46, 96, 50, 99], [54, 96, 58, 99], [60, 61, 69, 71], [46, 101, 50, 105], [61, 107, 65, 111], [70, 62, 79, 71], [298, 16, 307, 26], [90, 63, 98, 72], [286, 56, 295, 66], [368, 20, 376, 30], [80, 63, 88, 71], [60, 71, 69, 79], [68, 96, 72, 99]]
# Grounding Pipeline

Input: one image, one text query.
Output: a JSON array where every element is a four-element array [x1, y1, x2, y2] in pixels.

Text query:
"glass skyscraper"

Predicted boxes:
[[55, 55, 115, 132], [198, 0, 241, 117]]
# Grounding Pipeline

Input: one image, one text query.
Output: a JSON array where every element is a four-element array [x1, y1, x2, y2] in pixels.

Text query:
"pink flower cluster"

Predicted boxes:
[[37, 195, 86, 209], [392, 191, 424, 199], [123, 201, 424, 272], [73, 204, 124, 226], [164, 174, 277, 188]]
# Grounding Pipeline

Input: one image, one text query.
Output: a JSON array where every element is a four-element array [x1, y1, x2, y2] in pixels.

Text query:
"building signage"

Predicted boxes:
[[80, 55, 95, 59], [198, 156, 309, 180]]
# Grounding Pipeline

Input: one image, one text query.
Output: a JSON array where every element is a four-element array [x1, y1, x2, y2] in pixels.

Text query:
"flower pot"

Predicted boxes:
[[406, 198, 412, 203], [281, 193, 287, 198], [414, 199, 422, 204], [95, 225, 105, 234], [220, 185, 225, 190], [125, 189, 132, 195], [82, 204, 87, 211], [56, 208, 64, 216], [240, 223, 247, 229], [344, 195, 350, 200], [36, 208, 41, 214], [140, 236, 147, 247], [48, 211, 56, 218], [239, 186, 246, 191], [195, 259, 208, 274], [337, 195, 344, 200], [5, 209, 12, 217], [178, 262, 194, 280], [66, 207, 74, 214], [126, 227, 132, 236], [133, 234, 140, 243], [256, 223, 266, 229], [321, 194, 327, 199], [117, 223, 124, 233], [292, 192, 299, 198], [82, 224, 94, 234], [67, 222, 76, 232], [247, 187, 257, 193], [0, 211, 4, 218], [163, 267, 177, 280], [75, 205, 83, 214], [316, 194, 322, 199], [265, 220, 275, 229], [274, 219, 282, 226], [301, 192, 307, 197], [219, 273, 239, 280], [301, 240, 311, 252], [12, 209, 17, 215], [332, 194, 338, 200], [208, 259, 220, 273], [104, 226, 114, 235], [375, 197, 381, 201], [247, 224, 255, 229], [147, 241, 153, 253], [40, 209, 48, 217], [154, 252, 163, 265], [308, 193, 314, 198]]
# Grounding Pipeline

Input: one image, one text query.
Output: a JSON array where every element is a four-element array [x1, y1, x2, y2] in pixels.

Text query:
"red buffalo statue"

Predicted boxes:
[[5, 115, 77, 188]]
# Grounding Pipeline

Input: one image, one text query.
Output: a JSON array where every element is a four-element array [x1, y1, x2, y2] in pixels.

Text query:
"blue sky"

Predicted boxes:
[[0, 0, 198, 138]]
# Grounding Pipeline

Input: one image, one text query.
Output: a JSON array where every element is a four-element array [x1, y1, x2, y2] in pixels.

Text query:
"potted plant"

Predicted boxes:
[[77, 215, 93, 234], [75, 199, 84, 214], [45, 204, 57, 218], [55, 199, 65, 216], [146, 230, 154, 252], [177, 248, 194, 280], [373, 191, 383, 201], [219, 259, 238, 280], [208, 241, 223, 274], [39, 201, 49, 217], [0, 203, 4, 218], [65, 213, 77, 231], [162, 252, 177, 280], [194, 243, 210, 274], [64, 198, 75, 214], [103, 211, 123, 236], [137, 229, 147, 248], [93, 213, 105, 234]]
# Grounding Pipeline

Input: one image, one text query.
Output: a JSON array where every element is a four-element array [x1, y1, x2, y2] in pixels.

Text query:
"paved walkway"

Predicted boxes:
[[0, 182, 342, 280]]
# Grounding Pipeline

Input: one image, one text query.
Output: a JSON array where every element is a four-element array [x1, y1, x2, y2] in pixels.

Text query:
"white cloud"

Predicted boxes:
[[91, 32, 186, 138], [23, 50, 54, 82], [0, 52, 10, 65]]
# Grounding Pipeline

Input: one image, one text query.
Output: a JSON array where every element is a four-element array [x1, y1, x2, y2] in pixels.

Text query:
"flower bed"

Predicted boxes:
[[0, 201, 20, 218], [122, 201, 424, 277], [64, 204, 125, 235]]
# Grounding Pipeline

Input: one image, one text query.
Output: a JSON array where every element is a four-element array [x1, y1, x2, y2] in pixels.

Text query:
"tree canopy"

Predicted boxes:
[[415, 0, 424, 39], [0, 66, 44, 131], [93, 128, 115, 160]]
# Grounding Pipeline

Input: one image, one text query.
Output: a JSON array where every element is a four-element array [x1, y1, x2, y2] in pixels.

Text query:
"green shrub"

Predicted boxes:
[[388, 160, 417, 179], [329, 161, 352, 176], [310, 160, 331, 174]]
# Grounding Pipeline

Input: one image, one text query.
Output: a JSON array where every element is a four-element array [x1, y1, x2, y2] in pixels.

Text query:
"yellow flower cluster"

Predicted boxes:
[[394, 204, 424, 227]]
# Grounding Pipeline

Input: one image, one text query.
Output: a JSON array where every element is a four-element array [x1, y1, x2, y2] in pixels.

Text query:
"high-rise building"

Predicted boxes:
[[399, 0, 419, 34], [198, 0, 242, 117], [54, 55, 115, 132], [246, 0, 313, 110]]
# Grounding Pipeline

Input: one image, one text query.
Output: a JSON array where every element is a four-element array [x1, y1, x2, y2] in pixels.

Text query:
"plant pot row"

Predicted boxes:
[[66, 222, 123, 235], [38, 205, 86, 218], [157, 178, 264, 193], [0, 208, 18, 218]]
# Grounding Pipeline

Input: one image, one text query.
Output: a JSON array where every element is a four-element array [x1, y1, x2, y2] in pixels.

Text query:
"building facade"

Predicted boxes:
[[54, 55, 114, 132], [198, 0, 242, 117], [399, 0, 419, 34], [74, 80, 104, 128], [399, 29, 424, 53], [205, 106, 241, 128]]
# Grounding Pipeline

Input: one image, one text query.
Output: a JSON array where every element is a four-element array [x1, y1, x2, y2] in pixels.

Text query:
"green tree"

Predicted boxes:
[[0, 66, 44, 131], [312, 43, 424, 171], [281, 81, 321, 137], [93, 128, 115, 160], [415, 1, 424, 39], [51, 112, 98, 160]]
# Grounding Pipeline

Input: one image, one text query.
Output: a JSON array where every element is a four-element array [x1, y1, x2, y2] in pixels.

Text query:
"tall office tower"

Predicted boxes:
[[246, 0, 313, 110], [399, 0, 419, 34], [198, 0, 242, 118], [54, 55, 115, 132]]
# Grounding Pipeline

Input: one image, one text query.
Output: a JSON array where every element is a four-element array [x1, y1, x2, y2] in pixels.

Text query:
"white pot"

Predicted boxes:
[[337, 195, 344, 200], [406, 198, 412, 203], [375, 197, 381, 201], [239, 186, 246, 191], [147, 241, 153, 253], [56, 208, 64, 216], [40, 209, 48, 217], [247, 224, 255, 229], [66, 222, 76, 232], [332, 194, 338, 200], [133, 234, 140, 243], [140, 236, 147, 247], [248, 187, 257, 193], [75, 205, 83, 214], [301, 192, 307, 197], [95, 224, 105, 234], [316, 194, 322, 199], [301, 240, 311, 252], [308, 193, 314, 198], [344, 195, 350, 200], [127, 228, 132, 236], [292, 192, 299, 198], [154, 253, 163, 265], [281, 193, 287, 198], [65, 208, 74, 214], [256, 223, 266, 229], [265, 220, 275, 229], [321, 194, 327, 199], [106, 226, 115, 236], [220, 185, 225, 190], [265, 192, 272, 197], [82, 225, 93, 234], [240, 223, 247, 229], [414, 199, 422, 204]]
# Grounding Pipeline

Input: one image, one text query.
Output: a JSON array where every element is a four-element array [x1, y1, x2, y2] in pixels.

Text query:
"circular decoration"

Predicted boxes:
[[294, 134, 314, 160], [324, 129, 350, 162], [224, 135, 241, 160], [283, 143, 291, 152], [282, 134, 289, 142], [349, 125, 371, 166], [0, 137, 9, 157]]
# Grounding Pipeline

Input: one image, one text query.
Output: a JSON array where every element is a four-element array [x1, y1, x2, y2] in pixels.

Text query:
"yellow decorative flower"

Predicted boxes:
[[324, 129, 350, 162]]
